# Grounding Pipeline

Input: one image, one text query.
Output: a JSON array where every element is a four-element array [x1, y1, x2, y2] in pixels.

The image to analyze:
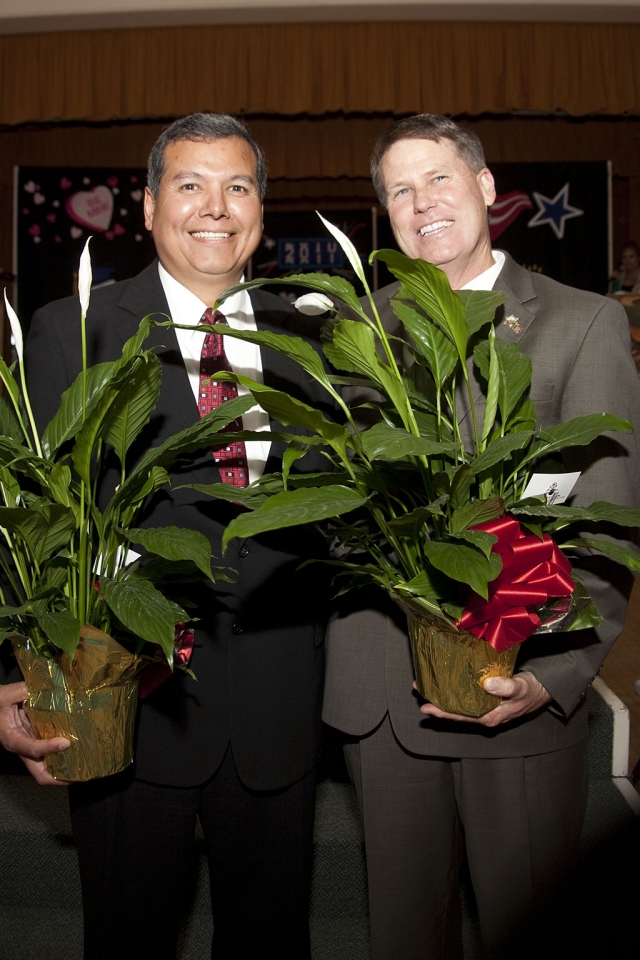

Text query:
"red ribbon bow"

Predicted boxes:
[[457, 516, 575, 653]]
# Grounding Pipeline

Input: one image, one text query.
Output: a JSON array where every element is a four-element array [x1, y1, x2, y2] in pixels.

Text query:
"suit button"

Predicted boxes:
[[238, 544, 249, 558], [231, 622, 244, 635]]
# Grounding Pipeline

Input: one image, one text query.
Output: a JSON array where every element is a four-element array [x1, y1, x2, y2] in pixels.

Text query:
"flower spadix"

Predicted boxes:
[[294, 292, 334, 316]]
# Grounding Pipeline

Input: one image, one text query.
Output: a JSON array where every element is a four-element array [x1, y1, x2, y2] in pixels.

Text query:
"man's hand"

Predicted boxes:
[[0, 681, 70, 785], [417, 671, 552, 728]]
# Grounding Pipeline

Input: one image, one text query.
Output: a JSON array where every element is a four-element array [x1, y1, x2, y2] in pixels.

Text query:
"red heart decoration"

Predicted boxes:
[[107, 176, 118, 187], [60, 177, 72, 189], [113, 223, 125, 236], [29, 224, 41, 236], [46, 213, 56, 223]]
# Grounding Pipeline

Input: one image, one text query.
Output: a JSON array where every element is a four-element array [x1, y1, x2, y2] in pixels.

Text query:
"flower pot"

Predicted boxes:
[[397, 601, 519, 718], [12, 625, 142, 782]]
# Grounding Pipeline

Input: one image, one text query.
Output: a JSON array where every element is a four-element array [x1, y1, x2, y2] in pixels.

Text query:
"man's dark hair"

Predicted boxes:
[[147, 113, 267, 199], [370, 114, 487, 206]]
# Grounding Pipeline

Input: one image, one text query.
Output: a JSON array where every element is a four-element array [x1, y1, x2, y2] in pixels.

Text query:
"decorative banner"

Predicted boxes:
[[250, 210, 374, 300], [15, 166, 156, 331]]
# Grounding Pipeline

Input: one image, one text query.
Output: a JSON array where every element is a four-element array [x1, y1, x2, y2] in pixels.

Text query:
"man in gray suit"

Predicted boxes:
[[323, 115, 640, 960]]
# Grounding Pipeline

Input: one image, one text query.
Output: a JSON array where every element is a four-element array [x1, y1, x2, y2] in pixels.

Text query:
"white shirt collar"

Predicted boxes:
[[157, 262, 252, 329], [460, 250, 505, 291]]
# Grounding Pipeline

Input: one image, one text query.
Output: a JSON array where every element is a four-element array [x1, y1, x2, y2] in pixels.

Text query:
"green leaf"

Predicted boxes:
[[0, 504, 76, 565], [35, 609, 81, 658], [199, 323, 332, 392], [392, 569, 444, 599], [113, 394, 255, 509], [452, 529, 498, 560], [390, 299, 457, 390], [480, 326, 499, 445], [0, 381, 24, 443], [282, 443, 310, 488], [565, 600, 604, 631], [42, 361, 118, 457], [222, 485, 369, 552], [560, 537, 640, 572], [101, 354, 162, 466], [474, 338, 532, 425], [361, 422, 459, 461], [387, 501, 447, 539], [456, 289, 505, 336], [181, 482, 272, 508], [214, 373, 349, 454], [423, 540, 502, 600], [450, 496, 505, 533], [0, 355, 27, 443], [118, 526, 215, 581], [323, 319, 408, 420], [130, 556, 233, 585], [100, 576, 179, 662], [213, 272, 361, 313], [48, 463, 76, 511], [449, 464, 475, 510], [373, 251, 468, 361], [527, 414, 632, 462], [469, 432, 533, 475]]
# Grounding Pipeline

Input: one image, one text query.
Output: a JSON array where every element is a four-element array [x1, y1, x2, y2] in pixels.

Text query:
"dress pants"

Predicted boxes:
[[69, 744, 317, 960], [344, 713, 588, 960]]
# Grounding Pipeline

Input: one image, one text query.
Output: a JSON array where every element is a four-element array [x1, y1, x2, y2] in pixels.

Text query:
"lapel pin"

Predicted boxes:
[[504, 314, 522, 334]]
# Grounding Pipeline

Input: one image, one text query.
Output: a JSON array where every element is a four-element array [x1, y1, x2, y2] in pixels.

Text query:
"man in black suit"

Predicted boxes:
[[0, 114, 331, 959]]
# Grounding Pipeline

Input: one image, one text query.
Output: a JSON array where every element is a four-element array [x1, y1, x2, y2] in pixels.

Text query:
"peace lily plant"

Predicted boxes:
[[176, 213, 640, 715], [0, 240, 241, 778]]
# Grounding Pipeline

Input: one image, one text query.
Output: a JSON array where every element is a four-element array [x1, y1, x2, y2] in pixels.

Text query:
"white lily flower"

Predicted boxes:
[[294, 292, 334, 316], [78, 237, 93, 318], [4, 290, 23, 363], [317, 212, 367, 286]]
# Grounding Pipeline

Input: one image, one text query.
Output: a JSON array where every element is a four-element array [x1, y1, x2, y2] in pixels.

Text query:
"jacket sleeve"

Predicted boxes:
[[518, 296, 640, 717]]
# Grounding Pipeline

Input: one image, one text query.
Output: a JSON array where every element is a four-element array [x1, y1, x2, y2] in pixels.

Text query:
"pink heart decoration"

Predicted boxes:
[[33, 193, 45, 205], [113, 223, 125, 236], [60, 177, 72, 189], [23, 181, 36, 193], [70, 226, 83, 239], [105, 231, 114, 240], [107, 176, 118, 187], [66, 186, 113, 232], [29, 224, 41, 236], [135, 234, 143, 242], [46, 213, 56, 223], [130, 175, 138, 183], [130, 190, 142, 203]]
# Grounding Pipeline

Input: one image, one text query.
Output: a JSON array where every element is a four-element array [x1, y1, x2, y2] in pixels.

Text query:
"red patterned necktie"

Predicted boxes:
[[199, 307, 249, 488]]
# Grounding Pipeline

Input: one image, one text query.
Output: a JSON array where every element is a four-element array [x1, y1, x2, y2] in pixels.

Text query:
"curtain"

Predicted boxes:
[[1, 21, 640, 125]]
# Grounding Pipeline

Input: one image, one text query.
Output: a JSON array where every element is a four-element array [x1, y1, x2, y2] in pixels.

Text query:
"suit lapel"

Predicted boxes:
[[116, 261, 221, 483]]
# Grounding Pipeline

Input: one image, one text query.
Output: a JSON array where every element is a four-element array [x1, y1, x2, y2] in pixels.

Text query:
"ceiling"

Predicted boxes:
[[1, 0, 639, 33]]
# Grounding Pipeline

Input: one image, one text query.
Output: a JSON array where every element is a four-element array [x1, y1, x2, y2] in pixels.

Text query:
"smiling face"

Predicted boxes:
[[381, 137, 496, 289], [144, 136, 263, 304]]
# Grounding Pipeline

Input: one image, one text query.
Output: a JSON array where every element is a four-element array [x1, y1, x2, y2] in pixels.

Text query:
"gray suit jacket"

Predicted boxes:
[[323, 253, 640, 758]]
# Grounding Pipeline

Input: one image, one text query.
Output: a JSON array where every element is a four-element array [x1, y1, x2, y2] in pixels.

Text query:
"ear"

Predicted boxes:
[[143, 186, 155, 232], [478, 168, 496, 208]]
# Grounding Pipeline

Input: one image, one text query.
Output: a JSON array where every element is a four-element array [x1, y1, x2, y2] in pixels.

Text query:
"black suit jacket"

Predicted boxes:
[[20, 261, 333, 789]]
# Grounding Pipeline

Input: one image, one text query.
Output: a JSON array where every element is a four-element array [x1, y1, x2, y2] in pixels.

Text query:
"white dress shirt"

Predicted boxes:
[[158, 263, 271, 484], [460, 249, 505, 291]]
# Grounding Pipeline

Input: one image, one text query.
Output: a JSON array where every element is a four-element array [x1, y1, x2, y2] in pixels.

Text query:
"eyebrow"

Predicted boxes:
[[170, 171, 257, 186]]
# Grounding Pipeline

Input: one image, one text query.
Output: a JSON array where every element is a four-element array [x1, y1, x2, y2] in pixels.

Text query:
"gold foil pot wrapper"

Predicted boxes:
[[396, 600, 519, 718], [12, 626, 143, 782]]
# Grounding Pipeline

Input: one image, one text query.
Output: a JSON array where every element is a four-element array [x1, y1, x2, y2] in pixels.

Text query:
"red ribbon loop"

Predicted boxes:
[[457, 516, 575, 653]]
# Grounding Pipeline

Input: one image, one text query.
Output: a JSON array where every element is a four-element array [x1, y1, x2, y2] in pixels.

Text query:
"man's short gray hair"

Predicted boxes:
[[370, 114, 487, 207], [147, 113, 267, 199]]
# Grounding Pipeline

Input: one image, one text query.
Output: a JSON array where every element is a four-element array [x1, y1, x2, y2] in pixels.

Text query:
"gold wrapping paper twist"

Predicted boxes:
[[12, 625, 143, 782], [396, 601, 519, 717]]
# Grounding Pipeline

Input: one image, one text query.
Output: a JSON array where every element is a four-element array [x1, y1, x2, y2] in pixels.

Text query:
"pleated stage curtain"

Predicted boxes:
[[1, 20, 640, 125]]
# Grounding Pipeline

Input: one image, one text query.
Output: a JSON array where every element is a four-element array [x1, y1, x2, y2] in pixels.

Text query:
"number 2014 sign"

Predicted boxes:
[[277, 237, 344, 271]]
